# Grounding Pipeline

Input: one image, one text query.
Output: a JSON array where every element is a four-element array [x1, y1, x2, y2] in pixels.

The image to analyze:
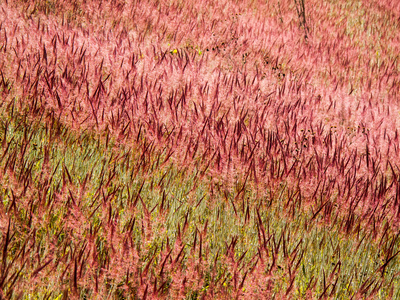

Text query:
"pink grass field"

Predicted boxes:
[[0, 0, 400, 298]]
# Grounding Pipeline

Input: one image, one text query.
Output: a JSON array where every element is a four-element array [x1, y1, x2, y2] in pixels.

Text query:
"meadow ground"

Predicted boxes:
[[0, 0, 400, 298]]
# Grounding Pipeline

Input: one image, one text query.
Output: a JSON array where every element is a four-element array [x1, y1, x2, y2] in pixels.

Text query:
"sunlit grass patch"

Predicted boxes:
[[1, 0, 400, 298]]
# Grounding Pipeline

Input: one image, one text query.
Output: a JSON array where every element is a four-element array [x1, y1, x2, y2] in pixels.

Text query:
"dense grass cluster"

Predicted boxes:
[[0, 0, 400, 298]]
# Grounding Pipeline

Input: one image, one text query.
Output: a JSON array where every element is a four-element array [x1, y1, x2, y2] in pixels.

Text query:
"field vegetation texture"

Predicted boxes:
[[1, 0, 400, 298]]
